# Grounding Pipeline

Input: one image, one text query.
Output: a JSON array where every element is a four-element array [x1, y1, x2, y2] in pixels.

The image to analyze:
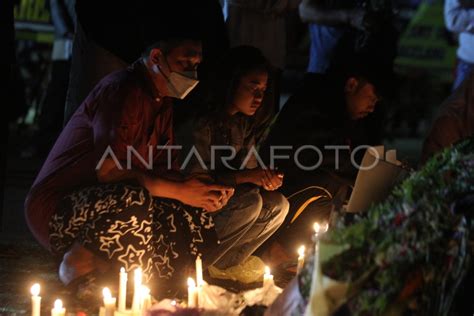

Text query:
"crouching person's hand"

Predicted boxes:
[[179, 178, 234, 212], [243, 168, 284, 191], [261, 169, 284, 191]]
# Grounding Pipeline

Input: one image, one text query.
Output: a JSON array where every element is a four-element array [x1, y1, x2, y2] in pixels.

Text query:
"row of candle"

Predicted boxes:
[[31, 264, 276, 315], [103, 267, 152, 315], [30, 256, 205, 315], [30, 267, 150, 316], [30, 221, 328, 315]]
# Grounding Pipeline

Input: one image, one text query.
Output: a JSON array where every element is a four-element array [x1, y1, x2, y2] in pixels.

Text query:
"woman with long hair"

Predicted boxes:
[[185, 46, 289, 273]]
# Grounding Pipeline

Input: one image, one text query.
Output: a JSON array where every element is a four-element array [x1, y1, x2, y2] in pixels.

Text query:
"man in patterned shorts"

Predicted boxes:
[[25, 32, 235, 298]]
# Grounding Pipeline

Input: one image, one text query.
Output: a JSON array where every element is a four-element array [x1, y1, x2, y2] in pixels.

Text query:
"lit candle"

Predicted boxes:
[[140, 286, 151, 313], [119, 267, 127, 311], [263, 266, 274, 288], [51, 299, 65, 316], [30, 283, 41, 316], [187, 277, 198, 308], [195, 255, 203, 287], [102, 287, 116, 316], [131, 268, 142, 313], [313, 222, 328, 239], [311, 222, 329, 291], [313, 222, 320, 237], [297, 245, 305, 274]]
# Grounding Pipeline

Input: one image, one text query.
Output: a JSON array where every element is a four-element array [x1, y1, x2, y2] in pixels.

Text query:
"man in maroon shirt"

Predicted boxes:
[[25, 36, 234, 296]]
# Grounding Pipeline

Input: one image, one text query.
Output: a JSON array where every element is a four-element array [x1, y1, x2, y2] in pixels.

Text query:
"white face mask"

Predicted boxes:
[[167, 70, 199, 99], [153, 60, 199, 99]]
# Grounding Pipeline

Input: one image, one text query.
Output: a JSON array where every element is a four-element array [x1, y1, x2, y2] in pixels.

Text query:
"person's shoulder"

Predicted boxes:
[[90, 69, 146, 118], [89, 68, 138, 97]]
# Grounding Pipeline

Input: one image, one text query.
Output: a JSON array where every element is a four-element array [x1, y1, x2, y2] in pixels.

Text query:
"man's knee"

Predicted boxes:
[[238, 191, 263, 225], [212, 190, 263, 241], [262, 191, 290, 220]]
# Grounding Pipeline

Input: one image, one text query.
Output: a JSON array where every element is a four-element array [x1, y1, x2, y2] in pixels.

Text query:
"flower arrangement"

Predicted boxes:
[[299, 137, 474, 315]]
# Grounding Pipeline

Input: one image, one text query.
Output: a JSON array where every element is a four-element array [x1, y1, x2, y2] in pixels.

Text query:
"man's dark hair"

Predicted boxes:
[[328, 50, 396, 100], [140, 1, 204, 58], [141, 38, 201, 58]]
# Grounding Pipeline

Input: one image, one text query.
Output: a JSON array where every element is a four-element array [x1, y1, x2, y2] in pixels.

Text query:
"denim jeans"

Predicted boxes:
[[206, 184, 289, 269], [453, 59, 474, 91]]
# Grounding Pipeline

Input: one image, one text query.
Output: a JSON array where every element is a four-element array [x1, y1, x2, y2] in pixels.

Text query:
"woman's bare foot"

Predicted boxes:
[[59, 242, 109, 285]]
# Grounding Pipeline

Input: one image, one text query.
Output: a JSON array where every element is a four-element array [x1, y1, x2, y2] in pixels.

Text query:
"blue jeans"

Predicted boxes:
[[207, 185, 289, 269], [453, 59, 474, 91]]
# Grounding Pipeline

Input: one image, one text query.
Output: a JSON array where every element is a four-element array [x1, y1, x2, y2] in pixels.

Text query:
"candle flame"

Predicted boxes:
[[264, 266, 270, 275], [53, 299, 63, 309], [140, 285, 150, 296], [103, 287, 112, 299], [298, 245, 305, 257], [120, 267, 126, 273], [171, 300, 177, 306], [314, 222, 329, 234], [321, 222, 329, 233], [30, 283, 40, 296], [187, 277, 196, 288], [313, 222, 320, 233]]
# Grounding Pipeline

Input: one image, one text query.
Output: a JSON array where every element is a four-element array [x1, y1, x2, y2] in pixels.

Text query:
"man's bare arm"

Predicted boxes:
[[97, 158, 233, 212]]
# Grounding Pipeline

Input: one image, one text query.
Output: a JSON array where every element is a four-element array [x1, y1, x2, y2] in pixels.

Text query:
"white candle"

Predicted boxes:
[[297, 245, 305, 274], [140, 286, 151, 313], [311, 222, 329, 288], [131, 268, 142, 313], [51, 299, 65, 316], [30, 283, 41, 316], [102, 287, 116, 316], [304, 234, 327, 316], [195, 256, 203, 287], [119, 267, 128, 311], [263, 266, 274, 288], [187, 278, 198, 308]]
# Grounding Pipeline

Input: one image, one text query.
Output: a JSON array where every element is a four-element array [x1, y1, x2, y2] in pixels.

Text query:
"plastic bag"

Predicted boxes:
[[208, 256, 266, 283]]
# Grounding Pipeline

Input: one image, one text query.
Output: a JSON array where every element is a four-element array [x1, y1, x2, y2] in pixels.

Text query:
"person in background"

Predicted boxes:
[[259, 54, 391, 259], [184, 46, 289, 275], [421, 71, 474, 163], [298, 0, 398, 146], [299, 0, 366, 75], [22, 0, 76, 158], [444, 0, 474, 90]]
